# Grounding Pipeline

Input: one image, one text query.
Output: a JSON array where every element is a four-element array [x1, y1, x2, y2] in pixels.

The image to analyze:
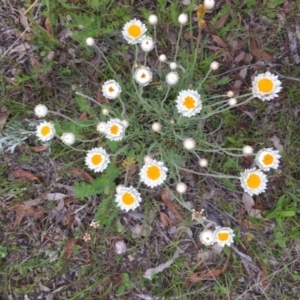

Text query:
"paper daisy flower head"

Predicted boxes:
[[255, 148, 281, 171], [36, 121, 55, 142], [122, 19, 147, 44], [61, 132, 75, 145], [252, 71, 282, 101], [240, 168, 268, 196], [176, 89, 202, 117], [115, 186, 142, 212], [102, 80, 122, 100], [105, 118, 126, 141], [134, 66, 153, 86], [85, 147, 110, 173], [140, 36, 154, 52], [139, 159, 168, 188], [214, 227, 235, 247], [199, 230, 215, 246]]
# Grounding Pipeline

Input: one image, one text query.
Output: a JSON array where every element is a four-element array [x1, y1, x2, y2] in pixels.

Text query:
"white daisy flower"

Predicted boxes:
[[102, 80, 122, 100], [199, 230, 215, 246], [139, 159, 168, 188], [240, 168, 268, 196], [134, 66, 152, 86], [214, 227, 235, 247], [85, 147, 110, 173], [36, 121, 55, 142], [34, 104, 48, 118], [176, 89, 202, 117], [122, 19, 147, 44], [105, 118, 126, 141], [252, 71, 282, 101], [115, 186, 142, 212], [140, 36, 154, 52], [61, 132, 75, 145], [255, 148, 281, 171]]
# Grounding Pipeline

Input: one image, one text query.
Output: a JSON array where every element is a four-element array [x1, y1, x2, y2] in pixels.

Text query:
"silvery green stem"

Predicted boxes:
[[174, 24, 183, 62], [48, 110, 93, 127], [177, 166, 239, 179]]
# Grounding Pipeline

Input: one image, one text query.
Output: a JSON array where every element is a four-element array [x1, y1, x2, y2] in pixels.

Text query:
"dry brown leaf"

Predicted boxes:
[[234, 51, 246, 63], [44, 18, 53, 37], [64, 238, 77, 260], [185, 269, 222, 287], [29, 145, 48, 152], [214, 13, 230, 30], [12, 169, 41, 183], [70, 167, 94, 183], [212, 35, 226, 47], [79, 112, 87, 120], [159, 211, 174, 227], [161, 188, 184, 222], [126, 164, 139, 183], [0, 107, 10, 131], [13, 204, 44, 228], [250, 39, 273, 61]]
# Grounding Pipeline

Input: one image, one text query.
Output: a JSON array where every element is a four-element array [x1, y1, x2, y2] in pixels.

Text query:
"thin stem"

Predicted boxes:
[[174, 24, 183, 62], [48, 110, 93, 127], [196, 69, 212, 90], [153, 25, 159, 58], [177, 166, 239, 179], [161, 85, 171, 109]]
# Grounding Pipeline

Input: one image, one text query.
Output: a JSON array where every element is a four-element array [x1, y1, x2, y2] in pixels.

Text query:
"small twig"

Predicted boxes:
[[24, 0, 39, 15]]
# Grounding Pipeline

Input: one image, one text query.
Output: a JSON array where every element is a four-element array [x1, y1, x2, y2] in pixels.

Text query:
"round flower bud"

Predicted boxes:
[[96, 122, 106, 133], [151, 122, 161, 132], [227, 90, 234, 98], [176, 182, 187, 194], [143, 155, 152, 163], [242, 145, 253, 155], [178, 13, 188, 25], [159, 54, 167, 62], [86, 37, 95, 46], [169, 62, 177, 70], [204, 0, 216, 9], [115, 240, 127, 254], [148, 14, 158, 25], [34, 104, 48, 118], [228, 98, 237, 106], [61, 132, 76, 145], [170, 119, 175, 125], [210, 61, 219, 70], [199, 158, 208, 167], [102, 108, 109, 115], [121, 120, 129, 128], [183, 138, 196, 150], [140, 36, 154, 52], [116, 184, 124, 193], [166, 72, 179, 86]]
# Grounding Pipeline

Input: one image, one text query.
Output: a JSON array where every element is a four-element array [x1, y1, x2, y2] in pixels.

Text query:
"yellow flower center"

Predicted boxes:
[[91, 154, 102, 165], [41, 125, 50, 136], [217, 232, 230, 242], [146, 165, 161, 180], [183, 96, 196, 110], [121, 192, 135, 205], [127, 24, 142, 38], [262, 153, 274, 165], [257, 77, 274, 93], [246, 173, 261, 189], [110, 124, 119, 135], [109, 86, 115, 93], [141, 73, 146, 79]]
